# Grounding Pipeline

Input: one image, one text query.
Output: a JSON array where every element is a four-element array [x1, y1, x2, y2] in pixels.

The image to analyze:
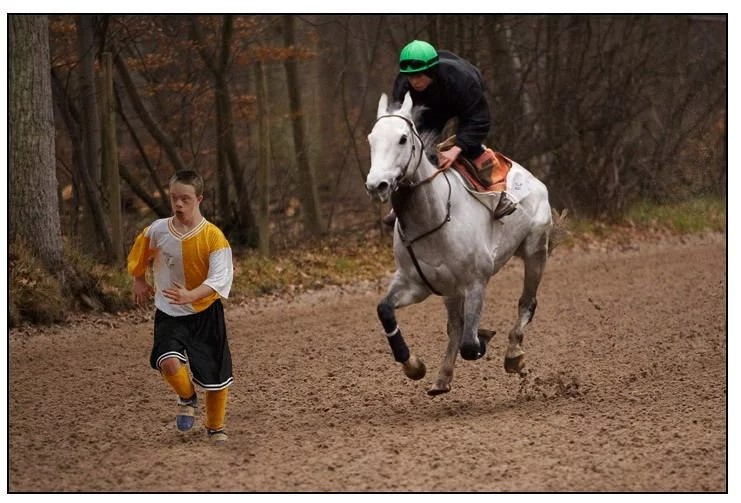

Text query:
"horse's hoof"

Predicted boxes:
[[427, 383, 451, 396], [460, 343, 483, 361], [504, 354, 525, 374], [403, 355, 426, 380]]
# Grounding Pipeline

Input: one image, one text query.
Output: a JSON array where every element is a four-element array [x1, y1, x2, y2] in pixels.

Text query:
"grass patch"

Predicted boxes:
[[9, 241, 67, 325], [10, 196, 725, 326], [626, 195, 726, 233], [232, 233, 394, 298], [564, 195, 726, 247], [9, 240, 136, 328]]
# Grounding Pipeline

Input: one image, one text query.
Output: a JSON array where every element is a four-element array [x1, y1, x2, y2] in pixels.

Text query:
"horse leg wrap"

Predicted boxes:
[[378, 300, 409, 363], [377, 301, 397, 333], [460, 336, 485, 360], [386, 329, 410, 363], [460, 343, 482, 361]]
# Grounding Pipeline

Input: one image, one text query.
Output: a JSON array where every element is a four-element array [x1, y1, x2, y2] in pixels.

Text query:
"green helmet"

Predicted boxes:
[[399, 40, 439, 74]]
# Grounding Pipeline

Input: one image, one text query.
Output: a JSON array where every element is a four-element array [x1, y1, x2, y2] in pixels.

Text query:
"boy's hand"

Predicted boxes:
[[162, 281, 194, 305], [132, 277, 154, 308]]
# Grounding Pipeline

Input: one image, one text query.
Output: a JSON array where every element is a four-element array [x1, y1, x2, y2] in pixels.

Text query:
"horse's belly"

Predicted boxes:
[[394, 238, 500, 295]]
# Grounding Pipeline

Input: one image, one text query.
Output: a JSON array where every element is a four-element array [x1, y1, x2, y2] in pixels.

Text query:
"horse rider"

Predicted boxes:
[[383, 39, 516, 226]]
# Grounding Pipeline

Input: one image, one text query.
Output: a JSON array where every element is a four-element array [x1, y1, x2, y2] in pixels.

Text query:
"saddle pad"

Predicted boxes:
[[452, 149, 511, 192], [451, 163, 532, 215]]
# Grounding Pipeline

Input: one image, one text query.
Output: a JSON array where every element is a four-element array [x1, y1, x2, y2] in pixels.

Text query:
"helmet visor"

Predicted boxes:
[[400, 55, 439, 73]]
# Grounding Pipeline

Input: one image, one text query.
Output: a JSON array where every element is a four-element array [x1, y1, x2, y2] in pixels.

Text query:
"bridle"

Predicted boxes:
[[373, 114, 450, 189], [372, 113, 453, 296]]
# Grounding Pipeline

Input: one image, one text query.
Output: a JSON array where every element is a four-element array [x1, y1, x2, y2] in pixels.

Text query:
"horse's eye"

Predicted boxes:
[[399, 135, 408, 145]]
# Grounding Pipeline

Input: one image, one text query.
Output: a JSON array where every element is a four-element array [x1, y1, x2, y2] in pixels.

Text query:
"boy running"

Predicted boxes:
[[127, 169, 234, 443]]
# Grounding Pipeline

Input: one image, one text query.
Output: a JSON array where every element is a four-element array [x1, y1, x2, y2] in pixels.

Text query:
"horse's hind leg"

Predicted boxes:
[[459, 281, 488, 361], [377, 276, 430, 380], [505, 243, 548, 374], [428, 297, 464, 396]]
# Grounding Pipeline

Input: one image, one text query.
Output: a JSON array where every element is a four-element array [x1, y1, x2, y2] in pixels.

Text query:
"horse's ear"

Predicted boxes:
[[377, 93, 388, 118], [401, 92, 413, 116]]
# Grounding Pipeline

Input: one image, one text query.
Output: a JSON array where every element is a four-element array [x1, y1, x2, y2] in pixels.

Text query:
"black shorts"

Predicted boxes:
[[150, 300, 233, 390]]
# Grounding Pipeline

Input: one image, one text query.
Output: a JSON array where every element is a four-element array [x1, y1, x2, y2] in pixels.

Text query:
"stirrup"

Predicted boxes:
[[382, 209, 397, 227], [493, 193, 517, 219]]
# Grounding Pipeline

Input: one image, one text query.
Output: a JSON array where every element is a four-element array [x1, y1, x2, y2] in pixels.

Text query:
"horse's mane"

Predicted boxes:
[[419, 130, 441, 158], [386, 101, 440, 160]]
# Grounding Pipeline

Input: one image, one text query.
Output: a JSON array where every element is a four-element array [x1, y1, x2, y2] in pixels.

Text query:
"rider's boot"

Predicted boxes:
[[493, 193, 517, 219], [382, 209, 397, 227]]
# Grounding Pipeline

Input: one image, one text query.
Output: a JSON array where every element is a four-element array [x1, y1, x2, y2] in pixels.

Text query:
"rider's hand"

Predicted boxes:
[[438, 145, 462, 169]]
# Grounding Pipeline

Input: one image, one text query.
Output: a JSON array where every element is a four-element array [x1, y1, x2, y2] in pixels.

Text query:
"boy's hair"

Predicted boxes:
[[169, 170, 204, 197]]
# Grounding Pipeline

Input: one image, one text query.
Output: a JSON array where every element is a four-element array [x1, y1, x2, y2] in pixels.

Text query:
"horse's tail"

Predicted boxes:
[[548, 208, 569, 256]]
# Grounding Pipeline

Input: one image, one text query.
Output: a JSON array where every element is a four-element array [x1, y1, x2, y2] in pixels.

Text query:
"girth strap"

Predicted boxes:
[[394, 169, 452, 298], [405, 244, 443, 296]]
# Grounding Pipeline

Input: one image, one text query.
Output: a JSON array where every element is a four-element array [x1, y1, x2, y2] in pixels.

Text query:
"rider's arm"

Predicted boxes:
[[452, 78, 491, 155]]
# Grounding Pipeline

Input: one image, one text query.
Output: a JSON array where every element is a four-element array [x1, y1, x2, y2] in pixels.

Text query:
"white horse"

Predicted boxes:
[[365, 92, 556, 395]]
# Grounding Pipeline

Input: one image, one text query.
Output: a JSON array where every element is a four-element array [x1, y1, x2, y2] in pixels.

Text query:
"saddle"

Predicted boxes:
[[437, 135, 511, 193]]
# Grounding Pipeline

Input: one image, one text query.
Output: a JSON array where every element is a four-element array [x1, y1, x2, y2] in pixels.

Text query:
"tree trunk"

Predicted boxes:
[[487, 17, 520, 149], [255, 61, 272, 257], [76, 15, 106, 253], [9, 15, 64, 271], [114, 84, 170, 216], [214, 121, 231, 228], [101, 52, 123, 264], [51, 68, 116, 259], [190, 15, 258, 246], [282, 15, 324, 236], [113, 50, 189, 173]]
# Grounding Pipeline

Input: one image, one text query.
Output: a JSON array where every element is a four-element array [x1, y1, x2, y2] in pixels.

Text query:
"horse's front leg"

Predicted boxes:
[[428, 296, 464, 395], [377, 275, 430, 380], [459, 281, 488, 361]]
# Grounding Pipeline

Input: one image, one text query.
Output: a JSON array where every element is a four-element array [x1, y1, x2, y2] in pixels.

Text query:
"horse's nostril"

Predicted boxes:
[[377, 181, 389, 192]]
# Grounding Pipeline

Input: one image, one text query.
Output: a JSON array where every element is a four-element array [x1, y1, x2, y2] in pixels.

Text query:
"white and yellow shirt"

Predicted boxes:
[[127, 217, 233, 317]]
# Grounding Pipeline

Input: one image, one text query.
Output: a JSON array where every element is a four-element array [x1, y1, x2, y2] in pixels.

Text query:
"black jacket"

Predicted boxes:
[[392, 50, 490, 158]]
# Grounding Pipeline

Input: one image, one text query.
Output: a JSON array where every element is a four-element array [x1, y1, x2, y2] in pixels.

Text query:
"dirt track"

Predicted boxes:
[[9, 232, 727, 492]]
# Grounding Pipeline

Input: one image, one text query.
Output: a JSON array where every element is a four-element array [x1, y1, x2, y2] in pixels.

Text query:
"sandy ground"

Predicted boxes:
[[8, 232, 726, 492]]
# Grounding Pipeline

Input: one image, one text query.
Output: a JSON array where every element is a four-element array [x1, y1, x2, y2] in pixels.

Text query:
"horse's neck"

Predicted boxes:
[[393, 157, 449, 229]]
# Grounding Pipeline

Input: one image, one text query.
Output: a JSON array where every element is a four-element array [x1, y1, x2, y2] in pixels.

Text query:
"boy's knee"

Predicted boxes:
[[159, 357, 183, 376]]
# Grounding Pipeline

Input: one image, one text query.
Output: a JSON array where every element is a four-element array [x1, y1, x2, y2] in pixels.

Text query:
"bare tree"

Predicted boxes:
[[41, 14, 725, 253], [10, 15, 64, 271], [255, 60, 272, 256], [190, 15, 259, 246], [113, 49, 190, 173], [51, 68, 116, 259], [282, 15, 324, 235]]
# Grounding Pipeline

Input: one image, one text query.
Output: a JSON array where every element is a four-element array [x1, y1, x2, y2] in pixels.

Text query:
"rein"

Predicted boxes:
[[374, 113, 453, 296], [396, 173, 451, 296]]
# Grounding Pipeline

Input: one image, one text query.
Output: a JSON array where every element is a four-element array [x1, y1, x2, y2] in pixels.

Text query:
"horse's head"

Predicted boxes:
[[365, 92, 419, 202]]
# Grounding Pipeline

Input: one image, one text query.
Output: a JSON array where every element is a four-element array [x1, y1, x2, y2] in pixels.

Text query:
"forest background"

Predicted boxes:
[[7, 14, 727, 326]]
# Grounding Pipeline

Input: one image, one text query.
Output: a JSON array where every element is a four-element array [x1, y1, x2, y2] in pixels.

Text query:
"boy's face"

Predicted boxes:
[[169, 181, 203, 221]]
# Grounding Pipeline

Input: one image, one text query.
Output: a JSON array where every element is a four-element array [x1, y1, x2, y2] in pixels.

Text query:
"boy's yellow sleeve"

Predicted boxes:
[[127, 228, 152, 277]]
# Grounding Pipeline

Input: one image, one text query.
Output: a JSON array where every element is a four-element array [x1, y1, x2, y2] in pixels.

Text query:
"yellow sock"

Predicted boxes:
[[162, 364, 195, 400], [205, 388, 229, 431]]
